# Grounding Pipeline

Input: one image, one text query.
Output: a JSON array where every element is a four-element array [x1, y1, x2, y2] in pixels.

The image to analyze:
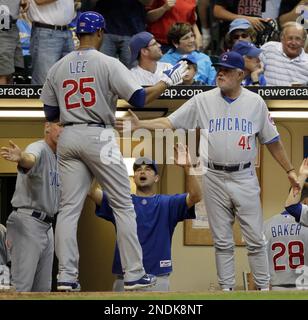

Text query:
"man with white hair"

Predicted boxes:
[[260, 22, 308, 86]]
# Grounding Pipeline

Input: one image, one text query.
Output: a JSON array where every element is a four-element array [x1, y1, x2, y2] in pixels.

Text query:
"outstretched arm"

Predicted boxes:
[[174, 143, 202, 208], [115, 109, 174, 133], [0, 140, 36, 170]]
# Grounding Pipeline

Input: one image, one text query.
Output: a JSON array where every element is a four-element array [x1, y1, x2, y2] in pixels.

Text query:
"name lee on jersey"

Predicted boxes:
[[69, 60, 88, 74]]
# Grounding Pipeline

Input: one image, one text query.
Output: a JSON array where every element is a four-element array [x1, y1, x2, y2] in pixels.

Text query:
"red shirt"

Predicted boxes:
[[146, 0, 197, 45]]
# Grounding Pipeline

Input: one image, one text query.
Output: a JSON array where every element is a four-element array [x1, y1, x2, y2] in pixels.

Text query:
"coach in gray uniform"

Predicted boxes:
[[117, 51, 300, 291], [0, 122, 63, 292]]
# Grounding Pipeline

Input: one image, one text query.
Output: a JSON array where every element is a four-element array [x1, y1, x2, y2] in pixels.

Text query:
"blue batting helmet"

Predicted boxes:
[[76, 11, 106, 34]]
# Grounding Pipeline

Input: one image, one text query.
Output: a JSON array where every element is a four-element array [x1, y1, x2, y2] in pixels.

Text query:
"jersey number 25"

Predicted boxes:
[[63, 77, 96, 110]]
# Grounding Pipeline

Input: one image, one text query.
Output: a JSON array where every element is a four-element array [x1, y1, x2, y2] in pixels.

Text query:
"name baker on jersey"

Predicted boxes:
[[209, 117, 252, 134], [271, 223, 301, 238]]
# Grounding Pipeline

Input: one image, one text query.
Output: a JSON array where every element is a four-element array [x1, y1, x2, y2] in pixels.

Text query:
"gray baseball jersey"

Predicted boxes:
[[40, 49, 147, 286], [0, 224, 8, 265], [40, 49, 142, 125], [264, 212, 308, 288], [168, 87, 279, 164], [6, 140, 59, 291], [168, 87, 278, 290], [11, 140, 60, 216], [299, 204, 308, 227]]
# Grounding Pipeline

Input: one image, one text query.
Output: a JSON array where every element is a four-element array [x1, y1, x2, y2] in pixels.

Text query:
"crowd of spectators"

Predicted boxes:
[[0, 0, 308, 86]]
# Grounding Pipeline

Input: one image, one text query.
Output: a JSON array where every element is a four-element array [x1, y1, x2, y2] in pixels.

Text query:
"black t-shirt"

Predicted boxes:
[[214, 0, 266, 18], [279, 0, 301, 16]]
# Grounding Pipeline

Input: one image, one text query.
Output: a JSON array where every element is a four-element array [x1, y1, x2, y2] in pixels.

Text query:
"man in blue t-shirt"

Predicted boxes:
[[88, 144, 202, 291]]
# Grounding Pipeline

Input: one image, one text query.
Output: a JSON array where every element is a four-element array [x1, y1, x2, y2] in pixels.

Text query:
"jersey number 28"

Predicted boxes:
[[272, 240, 304, 271], [63, 77, 96, 110]]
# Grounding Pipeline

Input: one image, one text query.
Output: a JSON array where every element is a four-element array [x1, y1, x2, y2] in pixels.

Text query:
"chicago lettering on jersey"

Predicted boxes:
[[69, 60, 88, 74], [50, 170, 60, 187], [271, 223, 301, 238], [208, 117, 253, 134]]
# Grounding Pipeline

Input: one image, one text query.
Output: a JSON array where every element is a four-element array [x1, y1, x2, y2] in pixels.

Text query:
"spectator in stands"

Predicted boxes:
[[232, 41, 266, 86], [224, 18, 257, 51], [213, 0, 270, 38], [129, 31, 173, 85], [160, 22, 216, 85], [28, 0, 75, 84], [93, 0, 152, 68], [177, 54, 203, 85], [146, 0, 202, 53], [279, 0, 307, 26], [260, 22, 308, 86], [0, 0, 29, 84]]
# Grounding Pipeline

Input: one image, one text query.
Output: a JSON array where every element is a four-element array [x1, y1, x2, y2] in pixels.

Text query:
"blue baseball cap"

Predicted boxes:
[[212, 51, 245, 70], [133, 157, 158, 174], [228, 18, 252, 34], [129, 31, 154, 64], [232, 41, 262, 58], [177, 53, 197, 65]]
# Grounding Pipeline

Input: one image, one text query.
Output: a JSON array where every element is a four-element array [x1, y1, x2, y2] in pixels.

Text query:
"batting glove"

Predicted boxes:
[[161, 61, 188, 86]]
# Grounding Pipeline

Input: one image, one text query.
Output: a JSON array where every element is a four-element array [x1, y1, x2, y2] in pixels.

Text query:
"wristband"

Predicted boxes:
[[286, 168, 295, 174]]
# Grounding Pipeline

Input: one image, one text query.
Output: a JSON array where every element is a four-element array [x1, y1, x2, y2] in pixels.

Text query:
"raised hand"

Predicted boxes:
[[115, 109, 140, 133], [163, 0, 176, 10], [0, 140, 22, 163], [288, 170, 301, 196], [173, 143, 192, 168], [299, 158, 308, 177], [162, 60, 188, 86]]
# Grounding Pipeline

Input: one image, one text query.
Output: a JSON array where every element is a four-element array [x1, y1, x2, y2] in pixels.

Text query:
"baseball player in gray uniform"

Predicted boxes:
[[40, 11, 187, 291], [264, 158, 308, 290], [285, 158, 308, 228], [0, 224, 8, 266], [0, 224, 11, 289], [0, 122, 62, 291], [117, 51, 300, 291]]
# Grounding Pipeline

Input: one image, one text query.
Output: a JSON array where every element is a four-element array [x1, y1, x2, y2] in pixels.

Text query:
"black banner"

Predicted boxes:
[[0, 85, 308, 100]]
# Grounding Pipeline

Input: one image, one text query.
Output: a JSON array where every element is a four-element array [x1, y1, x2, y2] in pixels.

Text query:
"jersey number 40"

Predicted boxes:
[[63, 77, 96, 110]]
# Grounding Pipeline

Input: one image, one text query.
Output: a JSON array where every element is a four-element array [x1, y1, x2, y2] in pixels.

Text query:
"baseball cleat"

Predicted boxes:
[[57, 281, 81, 292], [124, 274, 157, 290]]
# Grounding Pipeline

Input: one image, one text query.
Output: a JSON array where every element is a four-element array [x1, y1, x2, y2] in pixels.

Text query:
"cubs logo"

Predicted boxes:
[[222, 54, 228, 61]]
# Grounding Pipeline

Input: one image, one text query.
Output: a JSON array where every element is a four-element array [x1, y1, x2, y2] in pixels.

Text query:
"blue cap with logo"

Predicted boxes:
[[177, 53, 198, 65], [228, 18, 252, 33], [212, 51, 245, 70], [232, 41, 262, 58], [133, 157, 158, 175], [129, 31, 154, 64]]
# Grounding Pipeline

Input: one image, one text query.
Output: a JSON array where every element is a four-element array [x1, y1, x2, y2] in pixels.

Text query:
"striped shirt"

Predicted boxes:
[[260, 41, 308, 86]]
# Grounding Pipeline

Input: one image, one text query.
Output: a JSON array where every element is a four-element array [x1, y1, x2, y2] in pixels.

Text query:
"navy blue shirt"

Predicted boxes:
[[96, 193, 196, 276], [94, 0, 147, 36]]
